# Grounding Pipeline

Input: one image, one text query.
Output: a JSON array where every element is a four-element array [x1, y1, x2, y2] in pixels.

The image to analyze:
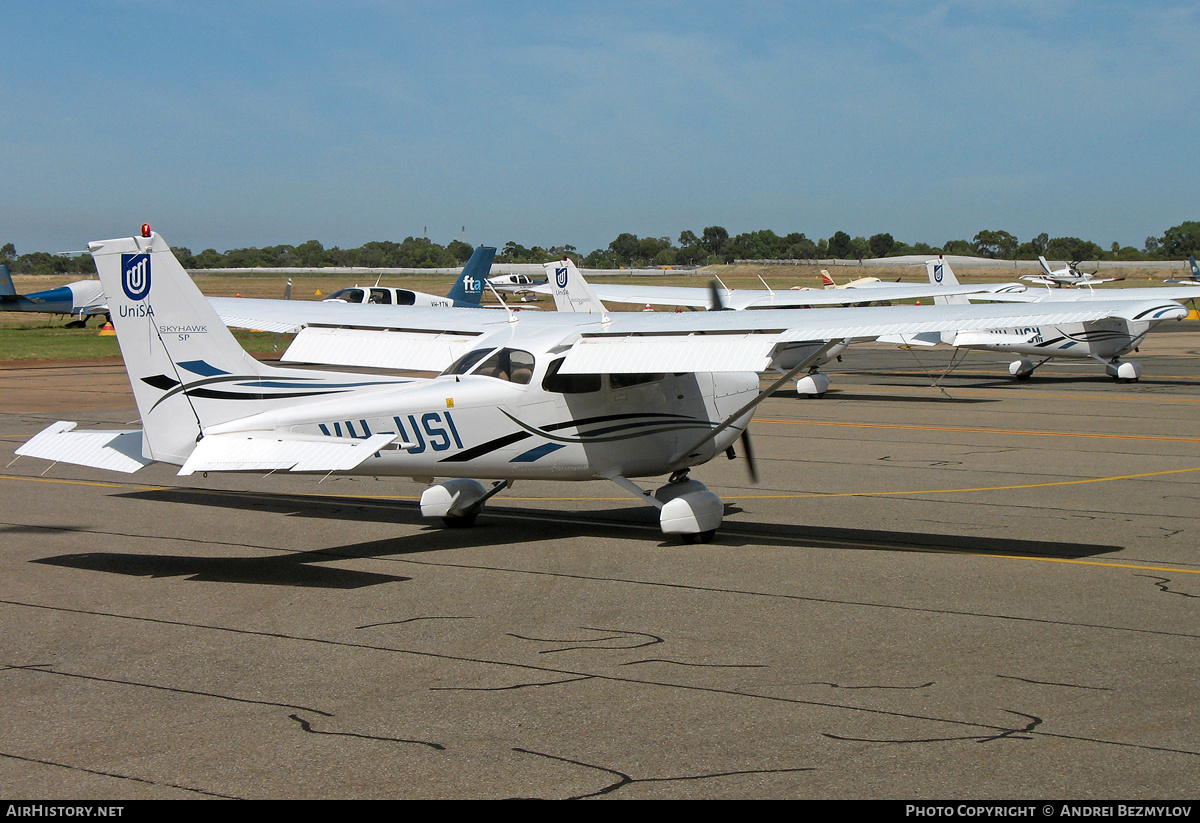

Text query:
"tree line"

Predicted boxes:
[[3, 221, 1198, 275]]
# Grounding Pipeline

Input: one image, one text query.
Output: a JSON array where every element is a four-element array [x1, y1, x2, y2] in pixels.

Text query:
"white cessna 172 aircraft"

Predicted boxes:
[[920, 257, 1197, 381], [16, 229, 1190, 542]]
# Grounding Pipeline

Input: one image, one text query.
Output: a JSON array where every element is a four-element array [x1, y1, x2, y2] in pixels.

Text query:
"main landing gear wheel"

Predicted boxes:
[[1105, 360, 1142, 383], [681, 529, 717, 544], [441, 512, 478, 528]]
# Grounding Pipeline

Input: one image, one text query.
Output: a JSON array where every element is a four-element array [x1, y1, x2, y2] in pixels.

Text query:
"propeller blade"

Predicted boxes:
[[708, 280, 729, 311], [741, 429, 759, 483]]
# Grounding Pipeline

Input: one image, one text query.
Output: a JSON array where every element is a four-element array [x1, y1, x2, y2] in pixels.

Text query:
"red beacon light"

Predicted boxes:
[[141, 223, 152, 238]]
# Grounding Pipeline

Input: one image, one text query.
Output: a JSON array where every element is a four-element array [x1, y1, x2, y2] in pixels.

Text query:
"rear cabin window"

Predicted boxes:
[[542, 357, 601, 394], [610, 373, 664, 389]]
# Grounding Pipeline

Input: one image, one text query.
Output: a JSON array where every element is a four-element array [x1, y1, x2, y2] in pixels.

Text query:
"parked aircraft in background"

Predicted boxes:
[[1020, 256, 1124, 288], [814, 270, 884, 289], [0, 263, 107, 326], [1165, 256, 1200, 285], [528, 259, 1026, 395], [19, 228, 1183, 542], [487, 272, 545, 295], [920, 257, 1196, 381], [321, 246, 495, 307], [525, 266, 1026, 313]]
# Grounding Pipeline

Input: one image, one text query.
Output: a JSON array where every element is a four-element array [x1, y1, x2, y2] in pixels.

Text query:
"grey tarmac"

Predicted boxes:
[[1, 331, 1198, 799]]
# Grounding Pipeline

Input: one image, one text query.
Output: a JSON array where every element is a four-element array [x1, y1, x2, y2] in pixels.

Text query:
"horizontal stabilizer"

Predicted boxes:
[[178, 431, 397, 476], [16, 422, 151, 473], [281, 326, 478, 372], [215, 312, 303, 334]]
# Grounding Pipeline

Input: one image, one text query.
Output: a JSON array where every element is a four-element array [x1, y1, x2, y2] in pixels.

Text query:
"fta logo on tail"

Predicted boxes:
[[121, 254, 151, 300], [462, 275, 480, 293]]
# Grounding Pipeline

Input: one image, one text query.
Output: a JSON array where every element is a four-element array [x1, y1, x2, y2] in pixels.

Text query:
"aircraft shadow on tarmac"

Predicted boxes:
[[14, 486, 1124, 591], [785, 389, 997, 403], [32, 547, 410, 589]]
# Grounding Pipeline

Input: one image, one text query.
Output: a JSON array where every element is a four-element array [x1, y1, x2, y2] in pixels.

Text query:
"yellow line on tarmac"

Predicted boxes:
[[0, 474, 157, 492], [947, 553, 1200, 575], [720, 465, 1200, 499], [9, 463, 1198, 502], [765, 381, 1200, 402], [753, 418, 1200, 444]]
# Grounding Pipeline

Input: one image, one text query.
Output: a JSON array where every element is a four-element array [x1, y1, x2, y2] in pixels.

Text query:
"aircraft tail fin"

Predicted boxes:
[[545, 258, 607, 313], [0, 264, 14, 297], [925, 257, 969, 305], [819, 270, 836, 288], [1190, 255, 1199, 280], [89, 229, 396, 466], [1038, 256, 1054, 276], [446, 245, 496, 307]]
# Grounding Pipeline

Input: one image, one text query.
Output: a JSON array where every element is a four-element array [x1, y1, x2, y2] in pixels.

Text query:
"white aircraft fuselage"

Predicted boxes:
[[198, 362, 755, 483]]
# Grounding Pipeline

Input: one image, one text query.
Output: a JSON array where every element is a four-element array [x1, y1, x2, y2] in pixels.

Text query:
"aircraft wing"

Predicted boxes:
[[178, 431, 397, 475], [528, 282, 712, 308], [956, 285, 1200, 305], [526, 281, 1027, 310], [209, 294, 1189, 375], [552, 299, 1186, 374]]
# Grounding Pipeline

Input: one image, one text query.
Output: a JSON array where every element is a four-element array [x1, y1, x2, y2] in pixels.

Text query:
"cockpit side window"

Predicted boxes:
[[368, 288, 392, 304], [442, 348, 535, 384], [542, 357, 601, 394], [475, 348, 535, 384]]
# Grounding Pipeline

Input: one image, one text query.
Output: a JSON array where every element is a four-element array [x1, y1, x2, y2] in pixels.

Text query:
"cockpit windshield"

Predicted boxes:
[[325, 288, 365, 303]]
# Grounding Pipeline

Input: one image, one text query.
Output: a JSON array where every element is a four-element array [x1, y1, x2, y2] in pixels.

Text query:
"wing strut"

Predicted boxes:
[[668, 339, 843, 469]]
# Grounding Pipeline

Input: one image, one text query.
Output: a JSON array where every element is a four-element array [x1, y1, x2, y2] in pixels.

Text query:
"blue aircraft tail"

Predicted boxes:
[[445, 246, 496, 307], [1190, 255, 1199, 280], [0, 264, 14, 297]]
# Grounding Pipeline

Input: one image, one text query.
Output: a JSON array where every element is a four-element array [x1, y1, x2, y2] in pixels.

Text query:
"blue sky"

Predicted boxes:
[[2, 1, 1197, 255]]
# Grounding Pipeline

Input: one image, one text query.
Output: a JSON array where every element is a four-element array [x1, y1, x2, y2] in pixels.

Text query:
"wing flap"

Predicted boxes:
[[178, 432, 397, 476], [281, 326, 478, 372], [16, 422, 151, 473], [560, 334, 780, 373]]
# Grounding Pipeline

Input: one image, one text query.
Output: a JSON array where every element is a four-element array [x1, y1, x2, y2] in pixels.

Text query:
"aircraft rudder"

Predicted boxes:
[[1190, 255, 1199, 280], [0, 264, 14, 297], [90, 229, 269, 463], [545, 258, 605, 313], [447, 245, 496, 307]]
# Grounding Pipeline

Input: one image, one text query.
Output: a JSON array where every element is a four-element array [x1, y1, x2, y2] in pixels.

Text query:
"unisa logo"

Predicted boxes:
[[121, 254, 152, 300], [555, 267, 569, 289], [933, 264, 943, 283]]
